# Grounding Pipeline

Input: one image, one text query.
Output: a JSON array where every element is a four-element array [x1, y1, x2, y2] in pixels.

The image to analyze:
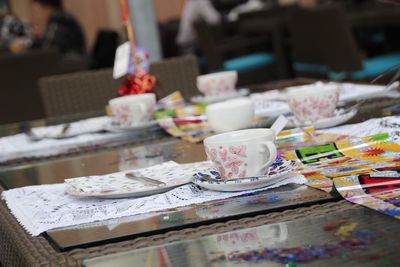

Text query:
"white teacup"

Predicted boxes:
[[286, 83, 340, 123], [109, 93, 156, 127], [204, 128, 277, 179], [197, 71, 238, 96], [206, 97, 254, 133]]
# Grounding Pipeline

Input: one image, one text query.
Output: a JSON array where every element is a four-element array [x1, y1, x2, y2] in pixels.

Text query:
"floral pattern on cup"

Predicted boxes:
[[109, 93, 156, 127], [197, 71, 237, 97], [112, 104, 154, 127], [205, 145, 249, 179], [200, 79, 235, 96], [287, 85, 340, 123], [192, 159, 297, 184]]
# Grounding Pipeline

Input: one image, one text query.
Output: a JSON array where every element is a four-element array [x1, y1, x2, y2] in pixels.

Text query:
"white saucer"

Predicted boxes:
[[105, 120, 158, 133], [192, 159, 296, 192], [287, 108, 358, 129], [190, 88, 250, 104]]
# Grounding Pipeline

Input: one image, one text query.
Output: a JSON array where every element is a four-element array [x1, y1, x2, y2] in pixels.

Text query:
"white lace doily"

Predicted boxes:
[[2, 172, 306, 236]]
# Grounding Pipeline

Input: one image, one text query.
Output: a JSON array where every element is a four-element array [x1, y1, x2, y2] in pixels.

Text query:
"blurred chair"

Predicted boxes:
[[90, 30, 119, 69], [194, 20, 276, 85], [39, 69, 122, 118], [150, 55, 200, 99], [288, 5, 400, 81], [0, 50, 87, 124]]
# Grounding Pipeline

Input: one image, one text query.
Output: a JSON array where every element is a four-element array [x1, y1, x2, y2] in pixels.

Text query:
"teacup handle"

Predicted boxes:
[[259, 141, 277, 173]]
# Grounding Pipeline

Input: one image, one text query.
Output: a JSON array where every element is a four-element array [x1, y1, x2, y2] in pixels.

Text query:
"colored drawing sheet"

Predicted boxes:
[[283, 133, 400, 192], [334, 166, 400, 219]]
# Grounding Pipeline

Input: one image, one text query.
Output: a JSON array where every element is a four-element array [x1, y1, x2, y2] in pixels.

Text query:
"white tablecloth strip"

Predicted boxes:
[[320, 116, 400, 143], [0, 116, 154, 163]]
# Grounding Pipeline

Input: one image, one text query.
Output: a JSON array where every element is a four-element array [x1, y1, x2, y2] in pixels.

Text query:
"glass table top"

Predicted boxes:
[[0, 80, 397, 252], [0, 137, 337, 251], [84, 208, 400, 267]]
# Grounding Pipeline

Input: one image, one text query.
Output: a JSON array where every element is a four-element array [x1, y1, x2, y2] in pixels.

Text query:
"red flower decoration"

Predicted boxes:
[[118, 73, 157, 97]]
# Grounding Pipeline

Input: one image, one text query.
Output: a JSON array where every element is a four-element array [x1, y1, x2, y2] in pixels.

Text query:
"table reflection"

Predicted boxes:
[[47, 183, 332, 250], [84, 208, 400, 267], [0, 139, 195, 189]]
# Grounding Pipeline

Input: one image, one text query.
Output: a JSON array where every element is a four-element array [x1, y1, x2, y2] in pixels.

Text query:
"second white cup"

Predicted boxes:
[[109, 93, 156, 127], [206, 97, 254, 133]]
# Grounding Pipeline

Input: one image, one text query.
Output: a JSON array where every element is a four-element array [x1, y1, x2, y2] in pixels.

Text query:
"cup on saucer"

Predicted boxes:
[[206, 97, 254, 133], [197, 71, 238, 97], [203, 128, 277, 180], [286, 83, 340, 123], [108, 93, 156, 127]]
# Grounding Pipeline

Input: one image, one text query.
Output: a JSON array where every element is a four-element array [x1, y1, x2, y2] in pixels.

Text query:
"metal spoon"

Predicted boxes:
[[125, 172, 167, 187], [288, 116, 319, 143]]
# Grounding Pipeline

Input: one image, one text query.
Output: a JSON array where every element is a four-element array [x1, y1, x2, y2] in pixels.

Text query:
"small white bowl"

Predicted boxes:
[[206, 97, 254, 133]]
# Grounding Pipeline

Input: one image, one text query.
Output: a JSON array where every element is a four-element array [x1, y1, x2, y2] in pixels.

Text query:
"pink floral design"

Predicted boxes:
[[219, 149, 228, 161], [114, 105, 131, 125], [288, 91, 339, 122], [229, 145, 247, 158], [206, 147, 217, 161], [226, 159, 243, 175], [205, 143, 250, 179]]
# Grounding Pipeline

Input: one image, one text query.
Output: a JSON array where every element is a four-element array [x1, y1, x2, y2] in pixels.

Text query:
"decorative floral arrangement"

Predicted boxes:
[[117, 72, 157, 96], [117, 0, 157, 97]]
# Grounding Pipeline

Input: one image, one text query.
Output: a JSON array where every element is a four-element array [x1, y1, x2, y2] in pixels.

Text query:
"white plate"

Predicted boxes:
[[192, 159, 296, 192], [64, 161, 208, 199], [190, 88, 250, 104], [287, 108, 357, 129], [66, 183, 183, 199], [105, 120, 158, 133]]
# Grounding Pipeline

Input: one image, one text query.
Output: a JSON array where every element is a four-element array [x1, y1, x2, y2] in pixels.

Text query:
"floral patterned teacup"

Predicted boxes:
[[286, 83, 340, 123], [204, 128, 277, 180], [109, 93, 156, 127], [197, 71, 238, 97]]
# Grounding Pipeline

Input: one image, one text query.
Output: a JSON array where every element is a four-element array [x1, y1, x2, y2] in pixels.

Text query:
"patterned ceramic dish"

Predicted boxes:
[[190, 88, 249, 104], [192, 159, 297, 192]]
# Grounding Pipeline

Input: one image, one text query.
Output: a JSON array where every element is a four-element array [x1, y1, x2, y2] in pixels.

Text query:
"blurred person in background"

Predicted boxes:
[[0, 13, 31, 51], [10, 0, 86, 57], [176, 0, 221, 53], [227, 0, 267, 21], [0, 0, 31, 52]]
